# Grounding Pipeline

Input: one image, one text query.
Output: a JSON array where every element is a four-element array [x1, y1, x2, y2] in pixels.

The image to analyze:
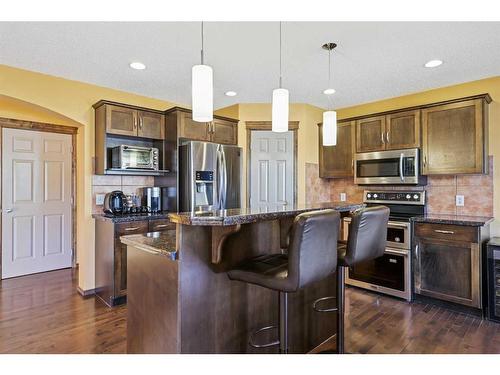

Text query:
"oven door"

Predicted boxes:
[[354, 149, 419, 185], [346, 248, 411, 301], [121, 146, 154, 169]]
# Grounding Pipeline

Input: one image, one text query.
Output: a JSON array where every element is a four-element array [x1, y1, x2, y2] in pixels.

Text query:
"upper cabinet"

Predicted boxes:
[[97, 101, 165, 140], [356, 116, 386, 152], [356, 110, 420, 152], [318, 121, 355, 178], [421, 98, 489, 175], [167, 107, 238, 145], [385, 110, 420, 150]]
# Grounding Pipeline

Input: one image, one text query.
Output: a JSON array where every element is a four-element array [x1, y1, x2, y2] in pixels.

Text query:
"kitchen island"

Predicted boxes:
[[122, 202, 363, 354]]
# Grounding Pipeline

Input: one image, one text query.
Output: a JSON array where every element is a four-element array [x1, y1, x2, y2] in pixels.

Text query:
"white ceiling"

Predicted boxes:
[[1, 22, 500, 109]]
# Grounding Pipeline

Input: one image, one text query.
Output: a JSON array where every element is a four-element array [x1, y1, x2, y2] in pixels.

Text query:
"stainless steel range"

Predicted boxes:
[[343, 190, 425, 301]]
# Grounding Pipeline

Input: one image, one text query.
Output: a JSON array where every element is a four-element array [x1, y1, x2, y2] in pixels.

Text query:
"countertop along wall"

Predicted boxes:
[[0, 64, 177, 292], [309, 76, 500, 236]]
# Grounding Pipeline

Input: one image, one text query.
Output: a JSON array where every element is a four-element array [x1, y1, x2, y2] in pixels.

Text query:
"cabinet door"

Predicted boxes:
[[421, 99, 485, 174], [318, 121, 355, 178], [210, 119, 238, 145], [114, 221, 149, 297], [178, 112, 210, 141], [414, 236, 480, 308], [356, 115, 386, 152], [138, 111, 165, 140], [385, 110, 420, 150], [106, 105, 138, 136]]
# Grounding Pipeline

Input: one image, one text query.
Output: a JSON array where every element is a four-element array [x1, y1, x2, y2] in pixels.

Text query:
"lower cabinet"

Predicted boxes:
[[413, 223, 488, 309], [95, 218, 173, 307]]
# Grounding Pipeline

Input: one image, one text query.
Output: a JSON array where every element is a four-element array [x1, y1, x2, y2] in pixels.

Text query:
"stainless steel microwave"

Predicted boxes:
[[354, 148, 426, 185], [111, 145, 159, 170]]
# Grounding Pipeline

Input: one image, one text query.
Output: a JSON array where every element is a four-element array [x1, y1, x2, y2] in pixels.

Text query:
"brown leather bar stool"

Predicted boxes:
[[228, 209, 341, 354], [314, 205, 389, 354]]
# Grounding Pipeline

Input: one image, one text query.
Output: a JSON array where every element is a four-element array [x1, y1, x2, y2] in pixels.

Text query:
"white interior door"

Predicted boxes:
[[250, 130, 294, 208], [2, 128, 73, 279]]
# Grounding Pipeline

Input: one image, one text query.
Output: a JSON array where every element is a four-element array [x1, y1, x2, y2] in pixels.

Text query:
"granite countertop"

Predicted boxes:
[[120, 229, 177, 259], [92, 212, 171, 223], [168, 202, 364, 226], [411, 214, 494, 227]]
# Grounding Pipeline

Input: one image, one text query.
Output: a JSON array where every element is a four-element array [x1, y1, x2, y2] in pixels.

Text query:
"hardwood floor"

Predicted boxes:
[[0, 268, 126, 354], [1, 268, 500, 354]]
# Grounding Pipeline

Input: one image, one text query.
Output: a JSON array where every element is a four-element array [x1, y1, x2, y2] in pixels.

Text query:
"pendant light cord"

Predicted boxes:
[[279, 21, 282, 88], [327, 47, 333, 110], [201, 21, 204, 65]]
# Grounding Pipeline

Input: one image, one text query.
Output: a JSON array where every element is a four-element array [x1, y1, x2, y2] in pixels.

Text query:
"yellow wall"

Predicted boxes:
[[0, 64, 177, 291], [336, 76, 500, 236], [216, 103, 324, 205]]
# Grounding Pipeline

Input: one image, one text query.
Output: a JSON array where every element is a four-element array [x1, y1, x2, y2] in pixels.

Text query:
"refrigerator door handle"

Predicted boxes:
[[216, 146, 222, 209], [221, 147, 228, 209]]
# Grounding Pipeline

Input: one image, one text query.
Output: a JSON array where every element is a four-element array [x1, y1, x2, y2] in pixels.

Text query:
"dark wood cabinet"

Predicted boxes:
[[421, 98, 489, 175], [138, 110, 165, 140], [95, 217, 171, 307], [413, 223, 489, 309], [105, 104, 138, 137], [385, 110, 420, 150], [96, 101, 165, 140], [166, 107, 238, 145], [356, 115, 386, 152], [356, 111, 420, 153], [318, 121, 355, 178]]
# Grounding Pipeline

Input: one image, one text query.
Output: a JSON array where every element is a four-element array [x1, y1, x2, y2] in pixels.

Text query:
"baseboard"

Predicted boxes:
[[77, 286, 96, 298]]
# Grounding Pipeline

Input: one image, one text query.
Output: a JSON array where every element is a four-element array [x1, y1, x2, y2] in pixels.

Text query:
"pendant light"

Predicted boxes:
[[322, 42, 337, 146], [192, 21, 213, 122], [272, 22, 289, 133]]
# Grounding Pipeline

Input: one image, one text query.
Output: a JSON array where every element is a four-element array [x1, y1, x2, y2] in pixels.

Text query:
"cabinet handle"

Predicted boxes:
[[211, 121, 215, 133], [434, 229, 455, 234], [381, 132, 385, 144], [133, 117, 137, 130], [386, 131, 390, 144], [139, 117, 143, 129], [124, 227, 140, 231], [423, 156, 427, 167], [154, 224, 169, 229], [415, 244, 419, 259]]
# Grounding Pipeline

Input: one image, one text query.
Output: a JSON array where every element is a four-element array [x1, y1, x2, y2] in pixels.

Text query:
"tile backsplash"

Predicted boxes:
[[306, 156, 494, 217], [92, 175, 154, 214]]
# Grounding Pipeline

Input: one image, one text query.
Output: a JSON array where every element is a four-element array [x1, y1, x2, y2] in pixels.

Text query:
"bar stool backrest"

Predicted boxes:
[[287, 209, 341, 291], [344, 205, 390, 267]]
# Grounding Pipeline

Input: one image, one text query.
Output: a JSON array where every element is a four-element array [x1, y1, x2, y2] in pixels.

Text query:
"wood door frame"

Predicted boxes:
[[0, 117, 78, 279], [245, 121, 299, 208]]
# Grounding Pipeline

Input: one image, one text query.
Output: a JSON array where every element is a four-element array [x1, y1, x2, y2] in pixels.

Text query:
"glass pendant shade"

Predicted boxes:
[[192, 64, 213, 122], [322, 110, 337, 146], [272, 88, 289, 132]]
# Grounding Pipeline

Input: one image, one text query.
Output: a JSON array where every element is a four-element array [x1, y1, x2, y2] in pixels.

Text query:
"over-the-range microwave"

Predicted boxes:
[[354, 148, 427, 185]]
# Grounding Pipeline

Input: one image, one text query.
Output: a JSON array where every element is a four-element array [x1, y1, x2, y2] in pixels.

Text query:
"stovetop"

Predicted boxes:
[[364, 190, 426, 222]]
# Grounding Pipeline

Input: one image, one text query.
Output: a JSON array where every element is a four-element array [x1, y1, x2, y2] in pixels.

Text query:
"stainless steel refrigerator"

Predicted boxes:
[[179, 141, 242, 212]]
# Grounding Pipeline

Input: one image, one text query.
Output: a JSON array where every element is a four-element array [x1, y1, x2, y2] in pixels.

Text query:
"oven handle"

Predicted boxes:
[[388, 222, 410, 229], [399, 153, 405, 182], [385, 248, 408, 257]]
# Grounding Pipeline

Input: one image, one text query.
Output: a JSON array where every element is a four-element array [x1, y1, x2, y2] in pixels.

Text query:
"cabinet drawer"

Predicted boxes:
[[149, 219, 175, 232], [115, 221, 149, 236], [414, 223, 477, 243]]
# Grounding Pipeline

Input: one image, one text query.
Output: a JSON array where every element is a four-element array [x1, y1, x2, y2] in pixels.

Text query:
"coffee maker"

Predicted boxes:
[[142, 187, 162, 213]]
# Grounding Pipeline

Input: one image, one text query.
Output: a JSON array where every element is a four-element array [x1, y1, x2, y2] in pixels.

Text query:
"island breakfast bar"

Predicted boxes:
[[121, 202, 363, 354]]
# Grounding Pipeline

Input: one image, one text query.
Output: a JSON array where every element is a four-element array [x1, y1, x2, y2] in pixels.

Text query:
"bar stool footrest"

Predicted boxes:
[[249, 325, 280, 348], [312, 296, 338, 313]]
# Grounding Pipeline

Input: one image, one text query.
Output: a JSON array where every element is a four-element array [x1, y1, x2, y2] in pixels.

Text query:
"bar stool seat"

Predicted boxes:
[[228, 209, 341, 353]]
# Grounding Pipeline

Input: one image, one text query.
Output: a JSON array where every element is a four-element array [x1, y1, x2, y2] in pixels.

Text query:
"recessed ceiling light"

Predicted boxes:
[[323, 88, 336, 95], [225, 91, 237, 97], [129, 62, 146, 70], [424, 60, 443, 68]]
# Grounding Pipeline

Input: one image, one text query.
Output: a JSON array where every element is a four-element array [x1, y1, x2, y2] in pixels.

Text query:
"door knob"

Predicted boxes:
[[3, 208, 13, 213]]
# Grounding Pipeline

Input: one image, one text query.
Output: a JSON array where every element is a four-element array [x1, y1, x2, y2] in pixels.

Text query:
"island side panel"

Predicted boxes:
[[127, 245, 180, 354], [178, 221, 281, 353]]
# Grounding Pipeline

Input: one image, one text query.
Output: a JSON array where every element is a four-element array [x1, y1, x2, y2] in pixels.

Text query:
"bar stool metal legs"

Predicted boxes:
[[249, 291, 289, 353], [279, 292, 289, 354], [336, 267, 346, 354]]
